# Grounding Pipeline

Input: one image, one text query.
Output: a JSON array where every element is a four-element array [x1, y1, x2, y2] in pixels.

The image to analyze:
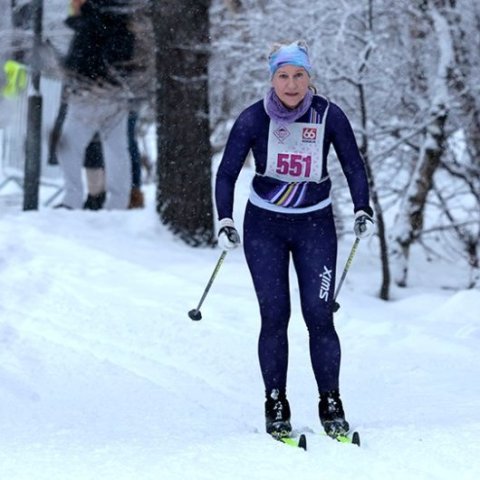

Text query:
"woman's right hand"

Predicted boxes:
[[217, 218, 241, 250]]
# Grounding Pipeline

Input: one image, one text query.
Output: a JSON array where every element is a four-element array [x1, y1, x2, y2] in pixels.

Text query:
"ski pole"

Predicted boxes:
[[333, 237, 360, 313], [188, 250, 228, 321]]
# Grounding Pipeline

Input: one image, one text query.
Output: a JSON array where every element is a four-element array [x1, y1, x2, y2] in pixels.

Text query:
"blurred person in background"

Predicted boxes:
[[55, 0, 136, 210], [49, 102, 145, 210]]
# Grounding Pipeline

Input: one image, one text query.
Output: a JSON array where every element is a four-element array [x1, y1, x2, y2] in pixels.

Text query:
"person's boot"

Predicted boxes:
[[265, 389, 292, 438], [128, 187, 144, 209], [83, 192, 106, 211], [319, 389, 350, 437]]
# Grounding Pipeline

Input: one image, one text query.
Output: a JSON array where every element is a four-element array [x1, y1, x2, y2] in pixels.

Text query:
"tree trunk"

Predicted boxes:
[[153, 0, 215, 247], [358, 108, 391, 299], [391, 109, 447, 287], [356, 0, 391, 301], [449, 4, 480, 169], [390, 3, 452, 287]]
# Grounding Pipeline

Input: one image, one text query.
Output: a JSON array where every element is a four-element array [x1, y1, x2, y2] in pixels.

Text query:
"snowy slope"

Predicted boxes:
[[1, 183, 480, 480]]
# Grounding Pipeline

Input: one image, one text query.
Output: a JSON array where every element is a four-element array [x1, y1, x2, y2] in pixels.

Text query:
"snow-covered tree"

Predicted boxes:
[[389, 0, 479, 288], [153, 0, 215, 246], [2, 0, 479, 288]]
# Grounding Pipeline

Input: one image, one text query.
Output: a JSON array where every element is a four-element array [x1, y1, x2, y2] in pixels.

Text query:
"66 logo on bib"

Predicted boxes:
[[302, 127, 317, 143]]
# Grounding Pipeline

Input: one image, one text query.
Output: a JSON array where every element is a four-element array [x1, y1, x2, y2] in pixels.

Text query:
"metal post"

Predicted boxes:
[[23, 0, 43, 211]]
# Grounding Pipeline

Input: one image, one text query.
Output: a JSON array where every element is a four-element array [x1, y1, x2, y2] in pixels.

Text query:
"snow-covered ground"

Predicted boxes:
[[1, 178, 480, 480]]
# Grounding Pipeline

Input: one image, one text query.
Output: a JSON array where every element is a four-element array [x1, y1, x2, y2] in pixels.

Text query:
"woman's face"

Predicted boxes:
[[271, 65, 310, 108]]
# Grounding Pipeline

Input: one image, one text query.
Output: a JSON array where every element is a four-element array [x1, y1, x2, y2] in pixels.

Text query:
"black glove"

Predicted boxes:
[[217, 218, 241, 250]]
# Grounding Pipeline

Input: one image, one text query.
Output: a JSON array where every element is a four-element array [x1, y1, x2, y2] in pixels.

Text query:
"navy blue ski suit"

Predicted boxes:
[[215, 95, 370, 396]]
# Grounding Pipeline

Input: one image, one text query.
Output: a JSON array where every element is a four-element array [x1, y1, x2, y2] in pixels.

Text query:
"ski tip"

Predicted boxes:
[[327, 430, 361, 446], [273, 433, 307, 450], [298, 434, 307, 450]]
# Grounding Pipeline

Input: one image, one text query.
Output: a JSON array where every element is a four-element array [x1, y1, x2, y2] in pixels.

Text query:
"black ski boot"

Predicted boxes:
[[83, 192, 106, 211], [265, 389, 292, 438], [319, 389, 350, 437]]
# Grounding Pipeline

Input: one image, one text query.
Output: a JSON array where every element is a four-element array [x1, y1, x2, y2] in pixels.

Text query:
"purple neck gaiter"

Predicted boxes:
[[263, 88, 313, 124]]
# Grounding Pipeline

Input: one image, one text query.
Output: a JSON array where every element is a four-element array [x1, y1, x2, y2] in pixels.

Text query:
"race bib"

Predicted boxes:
[[264, 107, 328, 183]]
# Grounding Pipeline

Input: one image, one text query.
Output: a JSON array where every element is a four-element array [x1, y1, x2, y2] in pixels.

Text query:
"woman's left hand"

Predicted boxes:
[[354, 210, 375, 238]]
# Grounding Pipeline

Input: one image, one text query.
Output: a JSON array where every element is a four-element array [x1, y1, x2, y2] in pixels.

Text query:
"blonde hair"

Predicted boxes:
[[268, 39, 309, 59]]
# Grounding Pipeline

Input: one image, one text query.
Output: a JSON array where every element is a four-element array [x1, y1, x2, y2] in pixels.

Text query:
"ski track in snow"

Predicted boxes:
[[1, 186, 480, 480]]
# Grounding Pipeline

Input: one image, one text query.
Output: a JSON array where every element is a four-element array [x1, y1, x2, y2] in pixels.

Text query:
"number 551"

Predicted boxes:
[[276, 153, 312, 177]]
